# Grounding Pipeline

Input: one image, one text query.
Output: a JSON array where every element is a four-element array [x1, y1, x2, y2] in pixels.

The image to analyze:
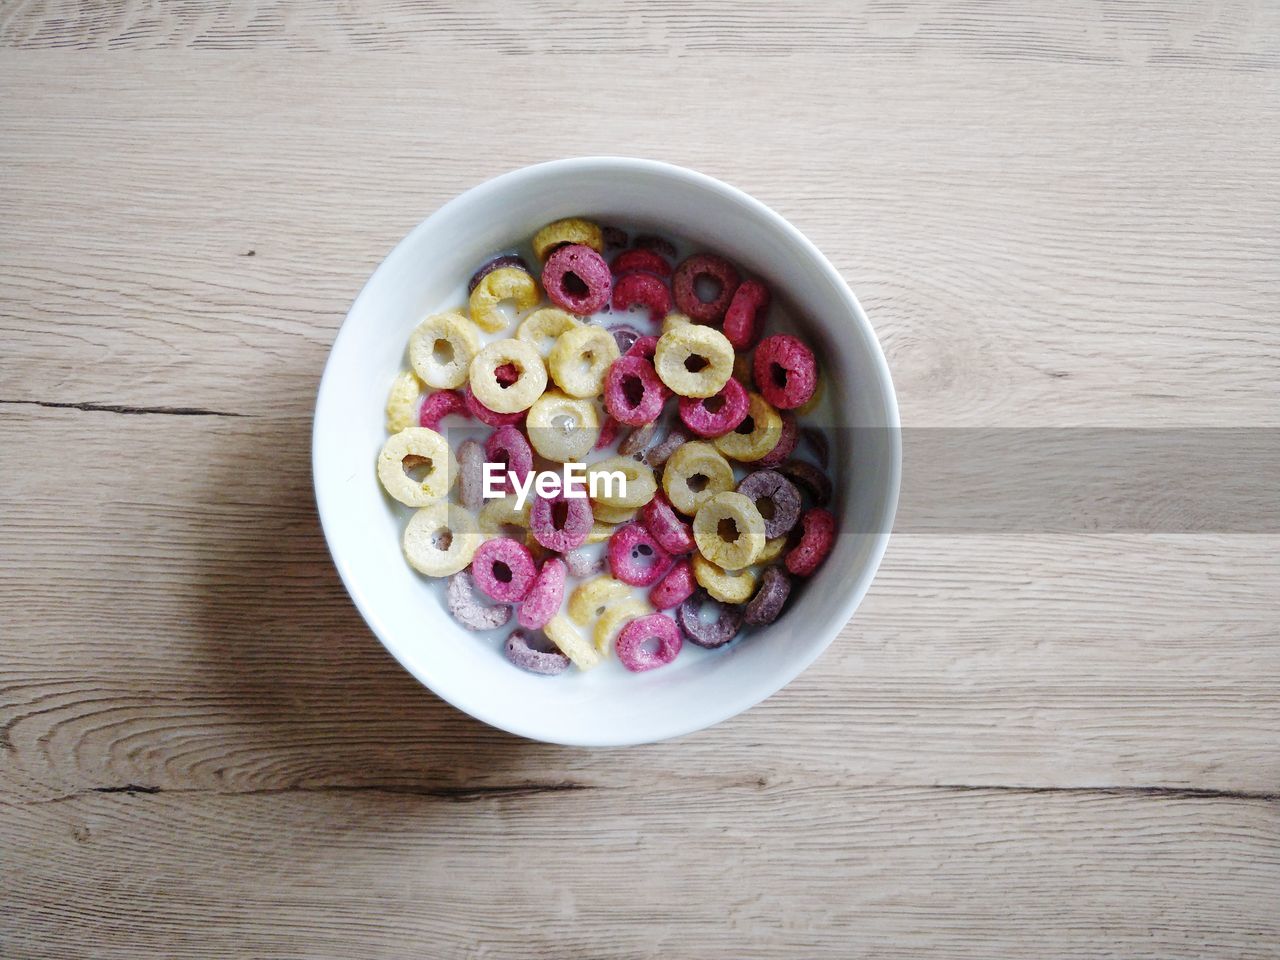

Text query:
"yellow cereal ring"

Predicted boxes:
[[526, 389, 599, 462], [713, 392, 783, 462], [693, 491, 766, 570], [654, 325, 735, 398], [385, 370, 424, 433], [548, 324, 620, 398], [376, 427, 456, 507], [516, 307, 581, 356], [662, 311, 693, 334], [662, 441, 735, 515], [585, 520, 616, 544], [545, 614, 602, 671], [587, 456, 657, 510], [594, 598, 652, 653], [756, 535, 788, 564], [402, 502, 481, 577], [469, 266, 540, 333], [692, 554, 758, 604], [468, 338, 547, 414], [568, 575, 632, 626], [589, 502, 637, 525], [478, 494, 532, 537], [408, 311, 481, 389], [532, 217, 604, 261]]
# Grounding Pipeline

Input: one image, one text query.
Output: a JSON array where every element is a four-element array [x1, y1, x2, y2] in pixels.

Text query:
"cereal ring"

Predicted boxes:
[[408, 311, 481, 389], [756, 412, 798, 468], [612, 272, 673, 325], [735, 469, 801, 539], [471, 537, 538, 603], [588, 456, 657, 509], [722, 278, 771, 350], [585, 520, 615, 544], [403, 501, 481, 577], [526, 389, 599, 462], [516, 307, 581, 357], [548, 324, 619, 398], [593, 598, 651, 654], [419, 388, 468, 431], [385, 370, 424, 433], [611, 248, 672, 278], [457, 439, 485, 511], [603, 355, 668, 427], [565, 547, 606, 578], [654, 325, 734, 398], [642, 427, 688, 469], [376, 427, 456, 506], [482, 424, 533, 496], [677, 590, 745, 649], [529, 488, 593, 552], [753, 334, 818, 410], [609, 324, 642, 355], [744, 565, 792, 626], [757, 535, 788, 563], [532, 218, 604, 261], [785, 508, 836, 578], [626, 335, 659, 362], [648, 559, 695, 610], [590, 501, 637, 525], [469, 255, 530, 295], [619, 420, 658, 458], [544, 614, 602, 671], [801, 427, 830, 468], [639, 492, 695, 555], [596, 414, 620, 450], [777, 459, 833, 507], [478, 494, 531, 538], [634, 233, 678, 258], [691, 554, 757, 604], [662, 311, 692, 334], [542, 244, 612, 316], [603, 225, 628, 249], [568, 575, 631, 626], [662, 441, 735, 515], [677, 376, 750, 438], [692, 491, 766, 570], [616, 614, 682, 672], [469, 266, 540, 334], [504, 627, 571, 675], [607, 522, 674, 587], [447, 570, 512, 632], [713, 392, 783, 463], [672, 253, 740, 324], [469, 339, 548, 414], [517, 557, 567, 630]]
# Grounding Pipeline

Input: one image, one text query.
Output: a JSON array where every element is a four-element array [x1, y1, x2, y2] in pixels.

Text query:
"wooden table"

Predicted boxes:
[[3, 3, 1278, 957]]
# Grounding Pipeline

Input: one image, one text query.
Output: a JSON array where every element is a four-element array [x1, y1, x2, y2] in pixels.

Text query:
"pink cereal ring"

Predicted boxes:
[[607, 522, 674, 587], [603, 355, 668, 427], [611, 248, 672, 278], [648, 559, 695, 610], [529, 489, 593, 552], [596, 414, 621, 450], [612, 272, 673, 326], [483, 424, 532, 495], [418, 389, 468, 431], [678, 376, 750, 438], [615, 613, 682, 673], [756, 412, 798, 468], [542, 243, 612, 315], [471, 537, 538, 603], [517, 558, 567, 630], [722, 278, 771, 350], [464, 384, 525, 427], [626, 335, 658, 362], [785, 508, 836, 578], [753, 334, 818, 410], [639, 491, 695, 554], [672, 253, 741, 324]]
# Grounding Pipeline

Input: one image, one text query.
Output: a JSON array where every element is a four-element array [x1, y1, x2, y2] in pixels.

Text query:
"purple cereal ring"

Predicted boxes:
[[626, 335, 658, 362], [736, 469, 802, 539], [483, 424, 532, 495], [471, 537, 538, 603], [611, 248, 672, 279], [530, 489, 593, 552], [633, 234, 678, 259], [596, 415, 620, 450], [672, 253, 741, 324], [777, 459, 832, 507], [612, 272, 673, 325], [677, 590, 744, 649], [565, 548, 606, 578], [678, 376, 750, 438], [542, 243, 612, 315], [457, 439, 485, 511], [468, 254, 531, 295], [753, 334, 818, 410], [505, 627, 571, 675], [603, 355, 668, 427], [642, 427, 687, 468], [619, 421, 658, 458], [744, 565, 791, 625], [518, 558, 566, 630], [785, 508, 836, 578], [603, 225, 628, 250], [639, 492, 695, 555], [649, 559, 695, 610], [615, 613, 682, 672], [447, 570, 512, 632], [722, 278, 771, 350], [801, 427, 829, 468], [607, 522, 674, 587], [464, 384, 525, 427], [756, 412, 798, 468], [418, 389, 468, 431], [609, 324, 642, 355]]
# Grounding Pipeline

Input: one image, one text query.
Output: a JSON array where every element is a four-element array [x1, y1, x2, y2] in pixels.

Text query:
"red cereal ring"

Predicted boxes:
[[596, 414, 621, 450], [722, 278, 771, 350], [626, 335, 658, 362], [542, 243, 612, 316], [517, 558, 567, 631], [471, 537, 538, 603], [611, 248, 672, 279], [607, 522, 674, 587], [672, 253, 741, 324], [677, 376, 750, 438], [468, 254, 531, 295], [753, 334, 817, 410], [785, 508, 836, 578], [529, 489, 593, 553], [640, 491, 695, 555], [615, 613, 682, 672], [756, 412, 798, 468], [418, 389, 468, 431], [463, 384, 525, 427], [603, 355, 669, 427], [483, 424, 532, 495], [648, 558, 695, 610], [612, 272, 673, 326]]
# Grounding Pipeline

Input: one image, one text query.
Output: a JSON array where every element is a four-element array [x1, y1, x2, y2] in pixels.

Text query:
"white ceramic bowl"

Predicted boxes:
[[313, 158, 899, 746]]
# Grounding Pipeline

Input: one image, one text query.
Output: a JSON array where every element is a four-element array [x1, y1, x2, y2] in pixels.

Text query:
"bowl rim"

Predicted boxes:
[[312, 156, 901, 746]]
